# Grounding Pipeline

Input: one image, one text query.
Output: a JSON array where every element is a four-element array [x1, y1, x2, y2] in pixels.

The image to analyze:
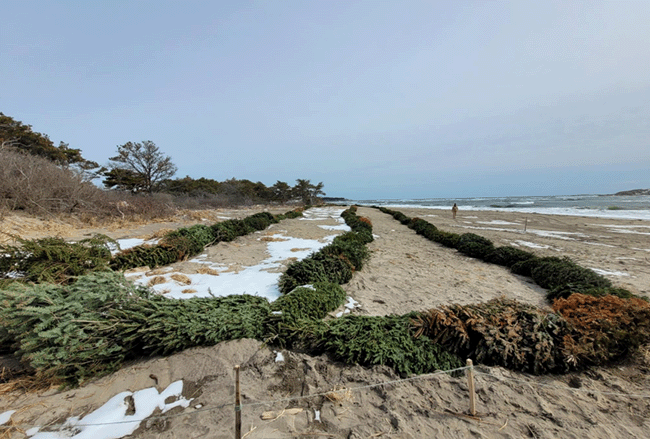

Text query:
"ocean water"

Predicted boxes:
[[348, 194, 650, 221]]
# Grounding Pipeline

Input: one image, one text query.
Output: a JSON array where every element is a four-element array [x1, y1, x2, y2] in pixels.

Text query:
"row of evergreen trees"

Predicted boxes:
[[159, 177, 325, 205]]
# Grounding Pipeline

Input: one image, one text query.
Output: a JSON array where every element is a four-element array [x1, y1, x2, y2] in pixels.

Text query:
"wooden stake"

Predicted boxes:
[[235, 365, 241, 439], [524, 218, 528, 233], [466, 359, 476, 416]]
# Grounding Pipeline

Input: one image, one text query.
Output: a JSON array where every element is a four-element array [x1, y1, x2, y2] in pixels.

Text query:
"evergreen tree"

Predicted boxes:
[[271, 180, 292, 203], [104, 140, 177, 193], [293, 179, 326, 205], [0, 112, 98, 173]]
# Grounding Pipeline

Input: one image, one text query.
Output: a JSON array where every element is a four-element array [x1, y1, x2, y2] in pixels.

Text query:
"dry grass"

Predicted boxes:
[[180, 209, 221, 222], [0, 149, 181, 223], [0, 214, 80, 244], [260, 236, 288, 242], [0, 373, 53, 396], [147, 276, 168, 286], [0, 380, 52, 439], [182, 288, 197, 294], [145, 268, 171, 276], [146, 228, 175, 240], [325, 385, 354, 405], [260, 408, 303, 421], [170, 274, 192, 285], [195, 267, 220, 276]]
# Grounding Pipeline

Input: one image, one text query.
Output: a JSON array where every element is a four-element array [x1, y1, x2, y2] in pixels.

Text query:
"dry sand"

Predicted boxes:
[[1, 206, 650, 438], [345, 207, 650, 316]]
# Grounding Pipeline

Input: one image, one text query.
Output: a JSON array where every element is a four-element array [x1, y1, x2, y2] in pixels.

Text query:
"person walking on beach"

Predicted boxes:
[[451, 203, 458, 220]]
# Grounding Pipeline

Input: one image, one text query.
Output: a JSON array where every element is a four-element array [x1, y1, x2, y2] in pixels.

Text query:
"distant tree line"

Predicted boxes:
[[158, 176, 325, 205], [0, 112, 327, 216]]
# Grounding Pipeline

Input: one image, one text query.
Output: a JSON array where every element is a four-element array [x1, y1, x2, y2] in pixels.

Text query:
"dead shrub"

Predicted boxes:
[[196, 267, 220, 276], [170, 273, 192, 285], [92, 191, 177, 222], [413, 298, 573, 374], [358, 216, 372, 226], [0, 149, 104, 215], [553, 294, 650, 366], [0, 149, 178, 223], [148, 276, 168, 286]]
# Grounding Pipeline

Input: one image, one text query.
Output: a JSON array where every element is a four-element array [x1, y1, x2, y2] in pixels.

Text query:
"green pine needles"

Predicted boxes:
[[278, 206, 371, 294], [0, 271, 272, 386], [377, 207, 638, 303], [110, 210, 285, 271], [0, 272, 149, 384], [0, 235, 115, 285], [0, 209, 298, 285], [314, 314, 462, 377]]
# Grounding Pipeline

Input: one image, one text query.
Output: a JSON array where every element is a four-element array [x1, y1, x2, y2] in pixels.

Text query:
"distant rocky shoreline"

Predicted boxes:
[[614, 188, 650, 196]]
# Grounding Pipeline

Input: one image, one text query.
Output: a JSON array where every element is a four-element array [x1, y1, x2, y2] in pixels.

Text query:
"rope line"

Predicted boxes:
[[3, 363, 650, 434], [0, 366, 470, 433], [474, 370, 650, 399], [241, 365, 472, 409]]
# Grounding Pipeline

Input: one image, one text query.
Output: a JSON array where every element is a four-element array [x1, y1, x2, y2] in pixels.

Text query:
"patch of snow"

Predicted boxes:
[[345, 297, 360, 310], [514, 240, 550, 249], [275, 351, 285, 362], [26, 381, 191, 439], [590, 268, 630, 277], [596, 224, 650, 229], [459, 225, 523, 233], [300, 208, 346, 221], [527, 229, 587, 240], [127, 207, 346, 302], [0, 410, 16, 425], [606, 228, 650, 236], [110, 238, 159, 256], [314, 410, 321, 422], [319, 224, 351, 231], [477, 220, 520, 226], [336, 297, 360, 317]]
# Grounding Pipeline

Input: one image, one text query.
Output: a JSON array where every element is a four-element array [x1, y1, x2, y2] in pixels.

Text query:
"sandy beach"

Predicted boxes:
[[1, 205, 649, 438]]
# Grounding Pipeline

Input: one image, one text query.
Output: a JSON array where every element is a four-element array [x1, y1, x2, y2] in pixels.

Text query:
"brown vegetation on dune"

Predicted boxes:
[[553, 294, 650, 366]]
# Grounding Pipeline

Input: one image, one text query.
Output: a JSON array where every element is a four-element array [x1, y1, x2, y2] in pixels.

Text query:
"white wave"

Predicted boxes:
[[363, 203, 650, 221]]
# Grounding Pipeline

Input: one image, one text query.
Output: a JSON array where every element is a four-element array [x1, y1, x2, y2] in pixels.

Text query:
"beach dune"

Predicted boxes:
[[1, 206, 649, 438]]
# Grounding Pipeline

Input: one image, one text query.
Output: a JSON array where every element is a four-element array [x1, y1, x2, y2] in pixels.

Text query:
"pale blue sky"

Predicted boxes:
[[2, 1, 649, 199]]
